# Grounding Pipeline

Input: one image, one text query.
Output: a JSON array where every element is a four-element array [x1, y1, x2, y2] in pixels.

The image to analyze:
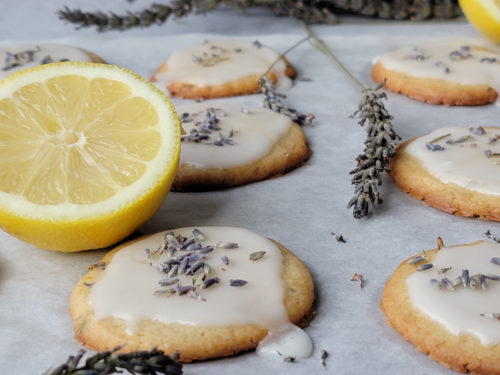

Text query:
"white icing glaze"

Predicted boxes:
[[89, 226, 312, 359], [177, 103, 292, 169], [406, 126, 500, 196], [377, 39, 500, 94], [154, 40, 291, 90], [406, 241, 500, 345], [256, 322, 313, 359], [0, 44, 93, 80]]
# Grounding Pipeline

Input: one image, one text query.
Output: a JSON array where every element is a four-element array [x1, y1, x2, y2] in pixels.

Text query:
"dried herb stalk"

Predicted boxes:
[[43, 347, 182, 375], [301, 22, 400, 219], [58, 1, 461, 31]]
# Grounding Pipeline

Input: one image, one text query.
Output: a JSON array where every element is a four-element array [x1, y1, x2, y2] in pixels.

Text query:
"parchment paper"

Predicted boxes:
[[0, 1, 498, 374]]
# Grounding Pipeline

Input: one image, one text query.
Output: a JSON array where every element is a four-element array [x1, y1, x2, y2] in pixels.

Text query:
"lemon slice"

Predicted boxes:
[[459, 0, 500, 43], [0, 62, 180, 251]]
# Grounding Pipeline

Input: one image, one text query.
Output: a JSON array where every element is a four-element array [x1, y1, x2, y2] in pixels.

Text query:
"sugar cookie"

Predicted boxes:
[[391, 126, 500, 221], [172, 103, 310, 191], [381, 240, 500, 374], [0, 44, 104, 80], [151, 40, 295, 99], [70, 227, 315, 362], [372, 40, 500, 105]]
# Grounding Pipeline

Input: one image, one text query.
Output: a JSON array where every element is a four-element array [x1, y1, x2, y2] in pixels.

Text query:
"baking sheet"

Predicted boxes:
[[0, 2, 498, 374]]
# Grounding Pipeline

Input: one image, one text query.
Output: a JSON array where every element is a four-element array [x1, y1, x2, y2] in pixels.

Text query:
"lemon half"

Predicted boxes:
[[460, 0, 500, 43], [0, 62, 180, 251]]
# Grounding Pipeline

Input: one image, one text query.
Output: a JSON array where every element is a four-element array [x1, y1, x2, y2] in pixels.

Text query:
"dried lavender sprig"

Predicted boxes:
[[43, 347, 182, 375], [58, 1, 460, 32], [57, 1, 203, 32], [301, 22, 400, 219], [347, 81, 400, 218], [259, 76, 315, 126]]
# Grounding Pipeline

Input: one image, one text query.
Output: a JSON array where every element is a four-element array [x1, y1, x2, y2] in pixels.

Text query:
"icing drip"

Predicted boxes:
[[153, 40, 292, 90], [0, 44, 93, 80], [406, 241, 500, 345], [256, 322, 313, 360], [177, 103, 292, 169], [89, 226, 312, 359], [377, 39, 500, 95], [406, 126, 500, 196]]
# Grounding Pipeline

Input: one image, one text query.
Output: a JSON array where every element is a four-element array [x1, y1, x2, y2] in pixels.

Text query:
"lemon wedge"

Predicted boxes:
[[460, 0, 500, 43], [0, 62, 180, 251]]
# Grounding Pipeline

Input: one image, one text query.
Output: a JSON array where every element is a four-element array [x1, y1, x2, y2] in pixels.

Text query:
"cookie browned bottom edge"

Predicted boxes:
[[151, 58, 295, 99], [372, 61, 498, 106], [381, 245, 500, 375], [82, 49, 106, 64], [390, 139, 500, 221], [171, 122, 311, 191], [70, 234, 315, 362]]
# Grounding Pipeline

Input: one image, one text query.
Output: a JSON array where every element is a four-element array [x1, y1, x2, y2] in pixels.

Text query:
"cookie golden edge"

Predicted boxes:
[[151, 58, 296, 99], [70, 233, 315, 362], [83, 50, 106, 64], [390, 139, 500, 221], [381, 244, 500, 375], [371, 61, 498, 106], [171, 122, 311, 191]]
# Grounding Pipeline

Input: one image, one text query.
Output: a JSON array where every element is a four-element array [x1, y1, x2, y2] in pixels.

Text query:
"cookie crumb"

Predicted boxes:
[[351, 273, 364, 289]]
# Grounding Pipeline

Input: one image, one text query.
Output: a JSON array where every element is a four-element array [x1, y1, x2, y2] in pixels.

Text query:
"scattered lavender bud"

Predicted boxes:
[[430, 279, 442, 289], [480, 313, 500, 320], [462, 269, 470, 287], [249, 251, 266, 261], [176, 285, 193, 295], [198, 246, 214, 254], [229, 279, 248, 287], [426, 143, 445, 151], [221, 242, 239, 249], [491, 257, 500, 265], [408, 255, 426, 265], [441, 278, 455, 291], [167, 264, 179, 278], [153, 288, 176, 296], [192, 228, 205, 241], [417, 263, 433, 271], [452, 276, 463, 288], [470, 126, 486, 135], [202, 277, 220, 289], [437, 266, 452, 274], [484, 274, 500, 281], [331, 232, 346, 243], [158, 277, 179, 286], [320, 349, 328, 368], [480, 274, 487, 290]]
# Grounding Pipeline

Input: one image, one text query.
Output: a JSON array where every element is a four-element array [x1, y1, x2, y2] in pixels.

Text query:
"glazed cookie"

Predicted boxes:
[[372, 39, 500, 105], [151, 40, 296, 99], [381, 239, 500, 374], [172, 103, 310, 191], [391, 126, 500, 221], [70, 227, 315, 362], [0, 44, 104, 80]]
